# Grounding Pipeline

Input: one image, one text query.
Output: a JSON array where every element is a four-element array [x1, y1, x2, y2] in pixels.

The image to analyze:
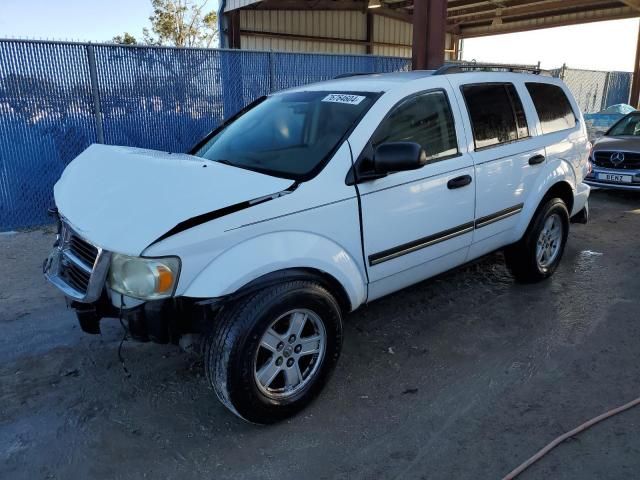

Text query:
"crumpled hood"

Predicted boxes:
[[55, 144, 293, 255], [593, 136, 640, 152]]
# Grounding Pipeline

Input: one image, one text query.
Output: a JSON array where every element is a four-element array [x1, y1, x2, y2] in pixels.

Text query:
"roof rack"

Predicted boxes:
[[333, 72, 373, 79], [433, 63, 542, 76]]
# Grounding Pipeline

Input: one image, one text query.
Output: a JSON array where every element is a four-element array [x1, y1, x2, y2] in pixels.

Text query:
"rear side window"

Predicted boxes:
[[372, 90, 458, 162], [526, 83, 576, 134], [462, 83, 529, 150]]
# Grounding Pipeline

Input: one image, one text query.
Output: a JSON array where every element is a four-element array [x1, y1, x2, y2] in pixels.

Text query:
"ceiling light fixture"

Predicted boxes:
[[368, 0, 382, 9]]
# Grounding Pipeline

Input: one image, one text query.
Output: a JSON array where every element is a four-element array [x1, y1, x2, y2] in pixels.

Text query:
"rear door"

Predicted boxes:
[[525, 81, 586, 194], [448, 76, 547, 258]]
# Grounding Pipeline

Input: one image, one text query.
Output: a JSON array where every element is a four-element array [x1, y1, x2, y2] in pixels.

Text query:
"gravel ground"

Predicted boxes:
[[1, 189, 639, 480]]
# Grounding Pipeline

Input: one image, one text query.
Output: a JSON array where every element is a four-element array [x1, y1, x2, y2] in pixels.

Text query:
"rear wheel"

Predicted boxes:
[[505, 197, 569, 283], [204, 280, 343, 424]]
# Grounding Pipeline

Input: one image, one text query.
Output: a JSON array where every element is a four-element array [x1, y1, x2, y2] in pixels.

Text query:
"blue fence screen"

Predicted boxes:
[[0, 40, 635, 230], [0, 40, 410, 230]]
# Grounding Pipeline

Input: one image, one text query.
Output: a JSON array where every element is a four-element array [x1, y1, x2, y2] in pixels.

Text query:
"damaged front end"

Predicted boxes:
[[44, 212, 213, 344]]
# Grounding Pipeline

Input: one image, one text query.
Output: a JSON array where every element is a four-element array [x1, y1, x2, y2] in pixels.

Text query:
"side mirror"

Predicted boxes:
[[373, 142, 427, 175]]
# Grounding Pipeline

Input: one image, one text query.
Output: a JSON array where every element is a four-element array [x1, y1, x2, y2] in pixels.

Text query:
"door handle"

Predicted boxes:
[[447, 175, 473, 189], [529, 154, 546, 165]]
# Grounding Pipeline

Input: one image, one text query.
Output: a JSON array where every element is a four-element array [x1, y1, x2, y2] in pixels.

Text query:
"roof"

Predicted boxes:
[[225, 0, 640, 38], [281, 69, 561, 94]]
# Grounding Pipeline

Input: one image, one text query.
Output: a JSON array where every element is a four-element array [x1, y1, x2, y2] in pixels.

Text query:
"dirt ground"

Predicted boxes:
[[1, 189, 640, 480]]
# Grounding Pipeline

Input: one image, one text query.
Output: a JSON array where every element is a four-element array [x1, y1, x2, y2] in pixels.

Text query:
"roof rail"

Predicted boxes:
[[433, 63, 542, 76], [333, 72, 373, 79]]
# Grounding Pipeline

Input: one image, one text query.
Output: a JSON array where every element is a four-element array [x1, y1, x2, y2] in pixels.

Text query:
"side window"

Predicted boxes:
[[372, 90, 458, 162], [462, 83, 529, 150], [526, 82, 576, 134]]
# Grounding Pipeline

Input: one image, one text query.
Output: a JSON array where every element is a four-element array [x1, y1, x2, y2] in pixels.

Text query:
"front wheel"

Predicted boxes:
[[505, 197, 569, 283], [204, 280, 343, 424]]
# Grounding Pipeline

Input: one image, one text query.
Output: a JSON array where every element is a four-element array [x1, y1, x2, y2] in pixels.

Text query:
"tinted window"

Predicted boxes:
[[462, 83, 529, 150], [372, 90, 458, 162], [526, 82, 576, 134], [194, 91, 376, 180]]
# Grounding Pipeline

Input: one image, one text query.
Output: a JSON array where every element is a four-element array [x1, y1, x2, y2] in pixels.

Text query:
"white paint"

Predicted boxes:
[[53, 145, 292, 256], [50, 71, 589, 312]]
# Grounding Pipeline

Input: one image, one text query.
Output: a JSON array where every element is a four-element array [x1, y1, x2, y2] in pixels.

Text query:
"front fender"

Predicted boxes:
[[181, 231, 367, 310], [514, 157, 576, 239]]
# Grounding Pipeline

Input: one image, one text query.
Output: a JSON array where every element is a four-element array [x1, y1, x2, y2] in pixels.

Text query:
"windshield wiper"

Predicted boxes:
[[214, 159, 234, 166]]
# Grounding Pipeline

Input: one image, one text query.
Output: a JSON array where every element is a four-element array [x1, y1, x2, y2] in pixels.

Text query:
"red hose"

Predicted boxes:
[[503, 396, 640, 479]]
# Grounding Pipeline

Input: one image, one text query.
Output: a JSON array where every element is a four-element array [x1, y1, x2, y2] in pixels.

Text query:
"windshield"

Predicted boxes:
[[194, 91, 377, 180], [607, 113, 640, 137]]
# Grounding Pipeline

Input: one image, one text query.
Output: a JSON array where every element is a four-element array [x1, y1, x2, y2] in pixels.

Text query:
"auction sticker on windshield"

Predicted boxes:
[[322, 94, 366, 105]]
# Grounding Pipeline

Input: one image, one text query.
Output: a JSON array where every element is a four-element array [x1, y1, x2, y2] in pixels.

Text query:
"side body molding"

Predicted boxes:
[[182, 231, 367, 310]]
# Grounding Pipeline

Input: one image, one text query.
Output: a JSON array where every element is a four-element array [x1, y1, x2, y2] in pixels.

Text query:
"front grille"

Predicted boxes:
[[69, 234, 99, 267], [593, 151, 640, 170], [44, 220, 111, 302], [60, 260, 91, 293]]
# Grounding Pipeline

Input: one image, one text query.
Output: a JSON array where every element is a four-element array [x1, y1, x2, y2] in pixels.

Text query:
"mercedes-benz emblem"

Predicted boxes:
[[610, 152, 625, 165]]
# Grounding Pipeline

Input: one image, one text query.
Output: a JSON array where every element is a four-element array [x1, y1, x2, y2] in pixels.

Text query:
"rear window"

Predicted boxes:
[[462, 83, 529, 150], [526, 83, 576, 134]]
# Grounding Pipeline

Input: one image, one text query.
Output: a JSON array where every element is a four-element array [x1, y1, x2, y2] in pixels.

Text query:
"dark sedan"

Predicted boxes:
[[586, 111, 640, 191]]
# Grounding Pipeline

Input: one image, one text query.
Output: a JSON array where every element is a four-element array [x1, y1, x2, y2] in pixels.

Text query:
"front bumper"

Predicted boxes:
[[44, 218, 210, 343], [585, 167, 640, 191]]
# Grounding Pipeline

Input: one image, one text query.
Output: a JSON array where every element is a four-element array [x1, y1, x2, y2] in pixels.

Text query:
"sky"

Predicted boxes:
[[462, 18, 640, 72], [0, 0, 637, 72]]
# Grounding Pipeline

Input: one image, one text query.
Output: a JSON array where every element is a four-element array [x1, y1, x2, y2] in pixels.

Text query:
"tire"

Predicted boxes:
[[204, 280, 343, 424], [505, 197, 570, 283]]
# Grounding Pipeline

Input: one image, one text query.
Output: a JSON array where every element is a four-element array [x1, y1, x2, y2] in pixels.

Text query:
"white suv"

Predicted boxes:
[[45, 69, 590, 423]]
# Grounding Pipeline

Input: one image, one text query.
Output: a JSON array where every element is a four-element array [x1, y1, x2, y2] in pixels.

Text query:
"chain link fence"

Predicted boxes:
[[552, 65, 633, 113], [1, 39, 636, 230], [0, 39, 411, 230], [550, 66, 635, 140]]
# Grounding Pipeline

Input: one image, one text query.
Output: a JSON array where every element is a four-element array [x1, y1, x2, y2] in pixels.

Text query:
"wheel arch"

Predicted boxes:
[[543, 181, 574, 215], [514, 158, 576, 240], [180, 231, 366, 311], [222, 267, 353, 313]]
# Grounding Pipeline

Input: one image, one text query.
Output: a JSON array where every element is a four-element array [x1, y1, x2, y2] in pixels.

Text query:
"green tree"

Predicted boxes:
[[112, 1, 218, 47], [145, 0, 218, 47], [112, 32, 138, 45]]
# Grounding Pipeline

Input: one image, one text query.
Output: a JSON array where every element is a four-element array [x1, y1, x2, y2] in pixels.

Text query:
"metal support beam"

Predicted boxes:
[[620, 0, 640, 12], [226, 11, 241, 48], [86, 44, 105, 144], [412, 0, 448, 70], [460, 6, 637, 37], [448, 0, 611, 23], [631, 21, 640, 108], [366, 12, 374, 54]]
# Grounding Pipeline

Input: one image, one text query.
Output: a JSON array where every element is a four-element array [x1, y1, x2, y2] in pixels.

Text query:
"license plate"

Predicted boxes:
[[597, 173, 632, 183]]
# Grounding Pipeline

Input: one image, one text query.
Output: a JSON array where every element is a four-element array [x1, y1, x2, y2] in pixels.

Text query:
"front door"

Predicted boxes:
[[353, 87, 476, 300]]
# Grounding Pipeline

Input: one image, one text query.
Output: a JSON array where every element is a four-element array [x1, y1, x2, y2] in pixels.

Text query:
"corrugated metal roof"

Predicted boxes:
[[225, 0, 640, 38]]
